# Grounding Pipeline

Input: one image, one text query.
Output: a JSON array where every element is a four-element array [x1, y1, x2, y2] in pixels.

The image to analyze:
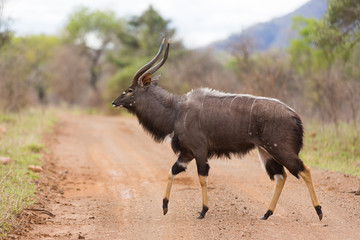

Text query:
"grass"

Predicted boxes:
[[301, 121, 360, 177], [0, 108, 57, 236]]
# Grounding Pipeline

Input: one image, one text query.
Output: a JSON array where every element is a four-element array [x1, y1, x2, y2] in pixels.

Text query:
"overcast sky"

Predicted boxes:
[[3, 0, 309, 48]]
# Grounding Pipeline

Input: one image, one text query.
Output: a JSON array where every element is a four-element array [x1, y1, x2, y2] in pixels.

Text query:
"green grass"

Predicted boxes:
[[0, 108, 57, 236], [301, 121, 360, 177]]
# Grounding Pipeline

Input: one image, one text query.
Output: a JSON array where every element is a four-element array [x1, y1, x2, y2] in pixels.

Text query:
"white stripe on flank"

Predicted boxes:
[[187, 88, 296, 113], [178, 161, 189, 168], [165, 131, 174, 142], [274, 174, 284, 183], [257, 149, 267, 172]]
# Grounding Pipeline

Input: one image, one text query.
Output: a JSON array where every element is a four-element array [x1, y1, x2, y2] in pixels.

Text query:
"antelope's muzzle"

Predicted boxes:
[[112, 101, 122, 108]]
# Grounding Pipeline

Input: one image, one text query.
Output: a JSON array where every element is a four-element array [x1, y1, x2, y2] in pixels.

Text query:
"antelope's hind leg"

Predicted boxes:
[[258, 148, 287, 220], [163, 153, 193, 215], [299, 164, 323, 220]]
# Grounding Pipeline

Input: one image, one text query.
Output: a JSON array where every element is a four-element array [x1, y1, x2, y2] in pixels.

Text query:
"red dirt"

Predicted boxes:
[[13, 113, 360, 239]]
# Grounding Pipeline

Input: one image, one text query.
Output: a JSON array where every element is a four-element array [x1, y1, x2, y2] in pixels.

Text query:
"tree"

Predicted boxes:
[[63, 7, 124, 95], [325, 0, 360, 59], [289, 0, 360, 127], [129, 6, 176, 56]]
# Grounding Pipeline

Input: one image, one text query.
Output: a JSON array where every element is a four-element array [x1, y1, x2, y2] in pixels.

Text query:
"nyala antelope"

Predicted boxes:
[[112, 39, 323, 220]]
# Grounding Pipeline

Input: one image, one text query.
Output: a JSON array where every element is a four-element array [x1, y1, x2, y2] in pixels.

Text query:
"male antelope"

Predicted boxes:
[[112, 39, 323, 220]]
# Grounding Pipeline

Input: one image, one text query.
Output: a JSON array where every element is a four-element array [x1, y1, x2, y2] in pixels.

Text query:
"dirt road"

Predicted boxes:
[[18, 113, 360, 240]]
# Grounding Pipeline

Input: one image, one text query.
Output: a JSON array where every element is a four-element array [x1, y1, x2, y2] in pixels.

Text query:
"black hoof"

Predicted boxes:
[[163, 198, 169, 215], [315, 205, 323, 221], [260, 210, 273, 220], [197, 205, 208, 219]]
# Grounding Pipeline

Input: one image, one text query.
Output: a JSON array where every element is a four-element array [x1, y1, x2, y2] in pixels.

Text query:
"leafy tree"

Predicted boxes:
[[109, 5, 178, 68], [325, 0, 360, 58], [290, 0, 360, 71], [289, 0, 360, 127], [63, 7, 124, 94], [129, 5, 176, 55]]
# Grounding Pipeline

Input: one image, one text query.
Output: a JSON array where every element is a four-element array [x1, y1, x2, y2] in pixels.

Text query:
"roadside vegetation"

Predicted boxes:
[[302, 122, 360, 177], [0, 109, 57, 236]]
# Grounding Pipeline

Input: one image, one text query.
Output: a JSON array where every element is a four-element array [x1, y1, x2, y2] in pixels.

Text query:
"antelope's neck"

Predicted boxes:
[[134, 86, 180, 142]]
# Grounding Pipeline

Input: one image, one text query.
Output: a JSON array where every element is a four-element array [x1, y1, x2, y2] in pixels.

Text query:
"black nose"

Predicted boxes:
[[112, 101, 116, 107]]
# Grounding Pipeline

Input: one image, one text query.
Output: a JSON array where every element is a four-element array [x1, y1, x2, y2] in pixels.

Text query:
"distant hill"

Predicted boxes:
[[210, 0, 327, 52]]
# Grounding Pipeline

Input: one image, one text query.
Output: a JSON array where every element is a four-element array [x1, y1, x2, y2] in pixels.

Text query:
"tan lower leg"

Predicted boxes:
[[199, 175, 209, 208], [163, 168, 174, 200], [299, 164, 320, 207], [268, 170, 287, 212]]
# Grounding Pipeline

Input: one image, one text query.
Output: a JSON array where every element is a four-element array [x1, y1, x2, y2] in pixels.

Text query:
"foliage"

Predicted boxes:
[[290, 0, 360, 66], [63, 6, 123, 48], [325, 0, 360, 59], [290, 17, 331, 73], [0, 108, 57, 235], [289, 0, 360, 74]]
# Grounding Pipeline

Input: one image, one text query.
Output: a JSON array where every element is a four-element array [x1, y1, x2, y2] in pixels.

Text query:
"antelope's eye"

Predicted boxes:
[[127, 89, 133, 93]]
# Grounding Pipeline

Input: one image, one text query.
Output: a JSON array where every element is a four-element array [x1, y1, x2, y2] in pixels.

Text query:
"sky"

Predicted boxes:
[[2, 0, 310, 48]]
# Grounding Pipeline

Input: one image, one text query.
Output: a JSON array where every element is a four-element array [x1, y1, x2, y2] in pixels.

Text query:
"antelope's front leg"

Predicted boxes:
[[163, 154, 192, 215], [198, 175, 209, 219], [163, 168, 174, 215]]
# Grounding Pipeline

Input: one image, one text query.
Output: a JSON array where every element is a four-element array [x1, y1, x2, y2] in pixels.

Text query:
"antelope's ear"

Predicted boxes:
[[139, 73, 152, 86], [151, 74, 161, 86]]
